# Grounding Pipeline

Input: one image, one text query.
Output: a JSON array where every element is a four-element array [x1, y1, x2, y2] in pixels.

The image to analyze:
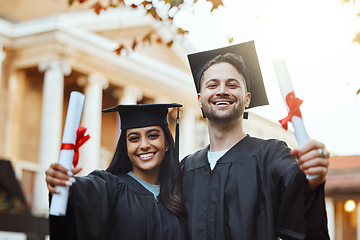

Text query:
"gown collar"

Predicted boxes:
[[115, 173, 157, 196], [187, 135, 252, 170]]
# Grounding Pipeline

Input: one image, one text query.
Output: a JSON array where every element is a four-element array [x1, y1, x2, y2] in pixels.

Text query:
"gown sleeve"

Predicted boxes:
[[49, 170, 119, 240], [268, 140, 329, 240]]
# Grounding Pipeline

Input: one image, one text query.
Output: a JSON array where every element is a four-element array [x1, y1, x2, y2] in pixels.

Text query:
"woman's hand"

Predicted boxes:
[[45, 163, 82, 194]]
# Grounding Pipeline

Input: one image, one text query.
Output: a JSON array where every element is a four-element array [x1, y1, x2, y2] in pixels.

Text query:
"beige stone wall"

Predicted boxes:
[[0, 68, 42, 164], [244, 112, 298, 149], [0, 0, 102, 22], [97, 25, 190, 72], [100, 91, 121, 166], [18, 70, 42, 163]]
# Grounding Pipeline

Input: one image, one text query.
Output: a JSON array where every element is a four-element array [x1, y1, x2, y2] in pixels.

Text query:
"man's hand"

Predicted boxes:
[[290, 140, 329, 191]]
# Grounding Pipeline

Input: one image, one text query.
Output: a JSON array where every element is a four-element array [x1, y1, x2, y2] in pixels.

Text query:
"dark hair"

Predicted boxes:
[[106, 125, 187, 221], [201, 53, 250, 92]]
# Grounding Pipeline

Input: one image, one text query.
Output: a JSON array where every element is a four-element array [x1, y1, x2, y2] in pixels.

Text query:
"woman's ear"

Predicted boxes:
[[165, 143, 169, 152]]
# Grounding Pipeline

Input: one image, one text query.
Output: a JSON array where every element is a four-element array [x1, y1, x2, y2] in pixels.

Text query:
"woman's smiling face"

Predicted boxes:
[[126, 125, 167, 182]]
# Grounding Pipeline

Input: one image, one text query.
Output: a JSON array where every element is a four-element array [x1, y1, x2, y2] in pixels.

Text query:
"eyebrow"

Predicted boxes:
[[127, 128, 161, 137], [204, 78, 242, 84], [226, 78, 241, 83]]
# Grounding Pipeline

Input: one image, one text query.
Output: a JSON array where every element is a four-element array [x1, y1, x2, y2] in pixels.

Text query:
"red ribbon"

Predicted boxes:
[[60, 126, 90, 167], [279, 91, 303, 130]]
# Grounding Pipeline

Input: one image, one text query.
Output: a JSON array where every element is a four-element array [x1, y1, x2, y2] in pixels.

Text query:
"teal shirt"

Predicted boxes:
[[127, 171, 160, 199]]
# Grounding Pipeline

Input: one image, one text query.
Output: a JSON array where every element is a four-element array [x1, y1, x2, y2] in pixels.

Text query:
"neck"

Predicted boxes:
[[207, 117, 247, 152], [131, 168, 160, 185]]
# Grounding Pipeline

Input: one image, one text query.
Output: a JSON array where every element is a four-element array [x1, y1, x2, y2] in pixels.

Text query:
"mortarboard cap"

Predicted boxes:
[[102, 103, 182, 130], [187, 40, 269, 109]]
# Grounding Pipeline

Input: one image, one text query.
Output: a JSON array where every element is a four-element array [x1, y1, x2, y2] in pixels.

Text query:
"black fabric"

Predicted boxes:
[[102, 103, 182, 130], [187, 41, 269, 109], [181, 135, 329, 240], [49, 171, 188, 240], [0, 159, 26, 204]]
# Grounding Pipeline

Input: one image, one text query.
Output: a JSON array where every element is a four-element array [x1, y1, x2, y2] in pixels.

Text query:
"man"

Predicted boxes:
[[182, 41, 329, 240]]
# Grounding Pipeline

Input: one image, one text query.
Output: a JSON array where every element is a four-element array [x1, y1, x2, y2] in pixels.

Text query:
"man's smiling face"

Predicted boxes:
[[198, 62, 251, 122]]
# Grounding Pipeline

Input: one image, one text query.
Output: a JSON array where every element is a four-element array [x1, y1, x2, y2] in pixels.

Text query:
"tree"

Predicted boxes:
[[342, 0, 360, 95], [68, 0, 224, 54], [342, 0, 360, 43]]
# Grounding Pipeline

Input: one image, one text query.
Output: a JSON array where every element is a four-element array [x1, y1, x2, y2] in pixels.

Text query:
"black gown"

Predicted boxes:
[[49, 170, 188, 240], [181, 135, 329, 240]]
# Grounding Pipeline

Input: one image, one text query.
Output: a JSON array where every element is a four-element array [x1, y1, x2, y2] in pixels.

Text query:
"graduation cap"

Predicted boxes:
[[102, 103, 182, 130], [102, 103, 182, 160], [187, 40, 269, 110]]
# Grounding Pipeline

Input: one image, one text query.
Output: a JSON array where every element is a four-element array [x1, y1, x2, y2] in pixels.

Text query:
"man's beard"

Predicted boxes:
[[202, 101, 244, 123]]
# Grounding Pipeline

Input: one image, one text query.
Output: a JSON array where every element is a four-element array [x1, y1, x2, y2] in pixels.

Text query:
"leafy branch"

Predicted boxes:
[[342, 0, 360, 44], [341, 0, 360, 95], [68, 0, 224, 55]]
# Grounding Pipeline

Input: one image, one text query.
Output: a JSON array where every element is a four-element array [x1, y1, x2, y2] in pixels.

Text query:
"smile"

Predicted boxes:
[[138, 153, 155, 160], [214, 101, 231, 106]]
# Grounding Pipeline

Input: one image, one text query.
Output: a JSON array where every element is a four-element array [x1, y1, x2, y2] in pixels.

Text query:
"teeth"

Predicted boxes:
[[215, 102, 230, 105], [139, 153, 154, 158]]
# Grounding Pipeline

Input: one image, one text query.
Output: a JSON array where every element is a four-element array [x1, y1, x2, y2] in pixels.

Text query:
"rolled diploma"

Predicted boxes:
[[273, 60, 318, 179], [49, 91, 85, 216]]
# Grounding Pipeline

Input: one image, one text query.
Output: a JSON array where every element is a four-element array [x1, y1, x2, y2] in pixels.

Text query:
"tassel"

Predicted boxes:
[[174, 107, 180, 162]]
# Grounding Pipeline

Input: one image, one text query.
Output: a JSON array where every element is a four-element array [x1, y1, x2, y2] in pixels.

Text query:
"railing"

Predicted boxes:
[[0, 213, 48, 240]]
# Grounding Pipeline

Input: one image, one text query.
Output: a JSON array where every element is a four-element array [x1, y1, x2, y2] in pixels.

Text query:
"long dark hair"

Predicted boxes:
[[106, 125, 187, 221]]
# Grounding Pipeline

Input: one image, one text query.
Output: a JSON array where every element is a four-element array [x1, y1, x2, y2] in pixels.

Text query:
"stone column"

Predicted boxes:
[[3, 71, 26, 162], [325, 198, 335, 240], [79, 73, 108, 176], [120, 86, 143, 105], [179, 107, 198, 160], [0, 42, 5, 88], [33, 59, 71, 215], [113, 86, 143, 137]]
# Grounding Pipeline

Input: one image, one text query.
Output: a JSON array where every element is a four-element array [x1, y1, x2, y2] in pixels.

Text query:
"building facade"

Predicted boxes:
[[325, 155, 360, 240], [0, 1, 315, 238]]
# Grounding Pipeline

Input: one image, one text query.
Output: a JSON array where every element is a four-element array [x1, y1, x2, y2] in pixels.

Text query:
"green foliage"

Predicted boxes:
[[0, 191, 31, 215]]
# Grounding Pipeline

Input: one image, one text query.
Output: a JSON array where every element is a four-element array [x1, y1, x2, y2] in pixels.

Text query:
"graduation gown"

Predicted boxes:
[[49, 170, 188, 240], [181, 135, 329, 240]]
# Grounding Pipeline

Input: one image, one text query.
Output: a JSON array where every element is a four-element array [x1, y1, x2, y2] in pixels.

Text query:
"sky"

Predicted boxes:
[[174, 0, 360, 156]]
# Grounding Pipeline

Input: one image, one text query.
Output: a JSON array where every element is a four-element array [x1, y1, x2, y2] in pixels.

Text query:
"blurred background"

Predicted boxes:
[[0, 0, 359, 239]]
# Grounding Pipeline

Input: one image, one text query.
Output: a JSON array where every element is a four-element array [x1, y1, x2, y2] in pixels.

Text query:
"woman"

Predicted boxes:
[[47, 103, 187, 240]]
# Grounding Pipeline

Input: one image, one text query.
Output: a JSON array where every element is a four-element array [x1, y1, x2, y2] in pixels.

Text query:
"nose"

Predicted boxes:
[[216, 83, 229, 96], [139, 138, 151, 150]]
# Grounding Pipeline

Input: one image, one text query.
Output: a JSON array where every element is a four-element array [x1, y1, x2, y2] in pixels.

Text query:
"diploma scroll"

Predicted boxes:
[[50, 91, 85, 216], [273, 60, 318, 180]]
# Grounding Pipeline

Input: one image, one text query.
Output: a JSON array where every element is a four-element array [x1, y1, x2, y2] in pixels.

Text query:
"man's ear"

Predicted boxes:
[[245, 92, 251, 108], [198, 93, 202, 108]]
